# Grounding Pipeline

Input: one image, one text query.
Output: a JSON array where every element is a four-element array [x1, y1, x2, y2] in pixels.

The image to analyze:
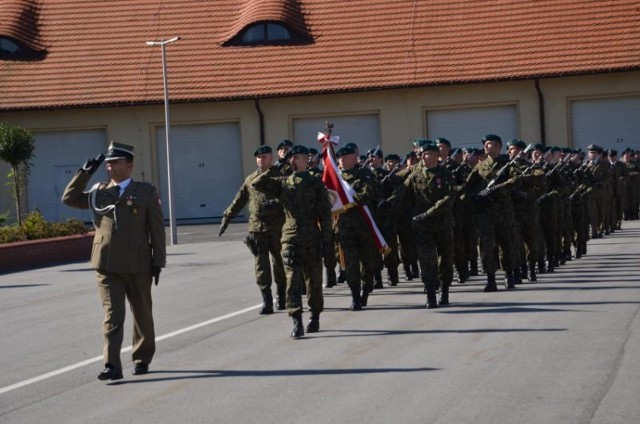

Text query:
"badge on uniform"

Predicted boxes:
[[126, 195, 138, 214]]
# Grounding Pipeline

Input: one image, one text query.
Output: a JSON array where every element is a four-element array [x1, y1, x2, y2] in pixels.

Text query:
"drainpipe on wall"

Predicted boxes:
[[534, 78, 546, 146], [254, 96, 265, 146]]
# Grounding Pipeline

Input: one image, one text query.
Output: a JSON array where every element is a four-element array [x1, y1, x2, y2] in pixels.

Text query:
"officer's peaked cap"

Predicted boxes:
[[105, 141, 135, 161]]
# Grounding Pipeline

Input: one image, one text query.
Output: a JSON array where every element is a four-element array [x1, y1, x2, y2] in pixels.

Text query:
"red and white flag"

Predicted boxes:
[[318, 132, 391, 255]]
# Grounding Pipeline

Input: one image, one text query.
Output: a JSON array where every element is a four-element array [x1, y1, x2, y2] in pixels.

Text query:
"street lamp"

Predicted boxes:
[[146, 36, 180, 245]]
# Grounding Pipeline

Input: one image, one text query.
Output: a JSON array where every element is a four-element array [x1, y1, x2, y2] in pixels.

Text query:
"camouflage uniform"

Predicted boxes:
[[586, 157, 612, 237], [624, 158, 640, 220], [466, 154, 520, 290], [402, 163, 454, 307], [339, 166, 380, 309], [222, 166, 286, 313], [251, 168, 333, 332], [511, 157, 545, 281], [371, 165, 403, 286]]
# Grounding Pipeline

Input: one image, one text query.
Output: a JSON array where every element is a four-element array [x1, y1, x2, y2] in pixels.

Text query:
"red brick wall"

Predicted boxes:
[[0, 233, 94, 273]]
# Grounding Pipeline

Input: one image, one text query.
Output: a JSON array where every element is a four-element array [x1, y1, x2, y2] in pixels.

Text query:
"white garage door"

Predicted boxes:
[[427, 105, 518, 150], [292, 114, 380, 155], [571, 96, 640, 152], [156, 122, 243, 222], [28, 129, 108, 222]]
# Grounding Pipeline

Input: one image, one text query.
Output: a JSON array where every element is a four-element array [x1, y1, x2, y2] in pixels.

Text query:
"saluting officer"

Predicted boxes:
[[62, 142, 166, 381]]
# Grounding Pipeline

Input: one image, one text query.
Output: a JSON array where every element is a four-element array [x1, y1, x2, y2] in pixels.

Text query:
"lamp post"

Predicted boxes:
[[146, 36, 180, 245]]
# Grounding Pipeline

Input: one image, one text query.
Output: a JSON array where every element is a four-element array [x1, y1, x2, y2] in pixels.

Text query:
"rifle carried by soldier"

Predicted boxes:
[[477, 143, 534, 198]]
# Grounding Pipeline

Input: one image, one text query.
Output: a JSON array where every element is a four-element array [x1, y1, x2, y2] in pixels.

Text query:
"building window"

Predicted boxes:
[[0, 37, 44, 61], [225, 21, 309, 46]]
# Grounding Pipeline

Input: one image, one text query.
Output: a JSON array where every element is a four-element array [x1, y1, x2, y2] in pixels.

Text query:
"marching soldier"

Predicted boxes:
[[335, 145, 380, 310], [251, 145, 333, 338], [219, 145, 287, 314], [622, 148, 639, 220], [465, 134, 520, 291], [402, 142, 454, 307], [274, 139, 294, 175], [508, 139, 544, 282], [62, 141, 166, 381], [586, 144, 612, 238]]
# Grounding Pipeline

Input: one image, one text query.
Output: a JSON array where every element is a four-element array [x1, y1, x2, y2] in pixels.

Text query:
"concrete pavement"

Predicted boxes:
[[1, 221, 639, 423]]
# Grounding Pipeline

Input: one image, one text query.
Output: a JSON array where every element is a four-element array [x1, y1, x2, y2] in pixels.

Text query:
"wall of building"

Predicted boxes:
[[0, 70, 638, 223]]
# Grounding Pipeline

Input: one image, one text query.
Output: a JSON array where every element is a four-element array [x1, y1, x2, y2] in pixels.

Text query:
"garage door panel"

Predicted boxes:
[[156, 123, 242, 222], [571, 97, 640, 151], [28, 129, 108, 222], [427, 105, 518, 149], [292, 114, 380, 154]]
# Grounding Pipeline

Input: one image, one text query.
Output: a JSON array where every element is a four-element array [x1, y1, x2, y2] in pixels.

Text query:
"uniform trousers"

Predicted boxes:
[[97, 270, 155, 370], [282, 236, 324, 317], [252, 230, 286, 294]]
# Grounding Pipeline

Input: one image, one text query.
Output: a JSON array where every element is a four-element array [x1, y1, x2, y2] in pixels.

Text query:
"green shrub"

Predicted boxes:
[[0, 211, 88, 244]]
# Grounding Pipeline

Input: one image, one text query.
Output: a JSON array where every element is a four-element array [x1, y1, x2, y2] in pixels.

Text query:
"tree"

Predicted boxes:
[[0, 123, 35, 225]]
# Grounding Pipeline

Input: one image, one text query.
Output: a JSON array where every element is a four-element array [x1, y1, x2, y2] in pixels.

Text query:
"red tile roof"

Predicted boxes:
[[1, 0, 639, 110]]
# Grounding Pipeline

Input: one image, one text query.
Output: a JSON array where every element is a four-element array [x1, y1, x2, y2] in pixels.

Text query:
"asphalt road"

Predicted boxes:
[[1, 221, 639, 424]]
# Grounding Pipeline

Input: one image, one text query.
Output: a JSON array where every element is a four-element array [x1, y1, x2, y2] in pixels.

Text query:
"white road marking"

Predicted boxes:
[[0, 304, 261, 395]]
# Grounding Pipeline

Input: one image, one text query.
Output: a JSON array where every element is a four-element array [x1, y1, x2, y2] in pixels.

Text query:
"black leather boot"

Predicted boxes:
[[306, 312, 320, 333], [504, 271, 515, 289], [276, 286, 286, 310], [438, 283, 450, 306], [324, 267, 337, 288], [425, 283, 438, 309], [337, 269, 346, 284], [290, 313, 304, 338], [538, 258, 547, 274], [259, 289, 274, 315], [469, 260, 479, 277], [374, 270, 383, 289], [528, 263, 537, 282], [484, 273, 498, 292], [403, 262, 413, 280], [388, 267, 399, 286], [361, 285, 372, 307], [547, 255, 555, 273], [411, 261, 420, 279], [350, 286, 362, 311], [513, 267, 523, 285]]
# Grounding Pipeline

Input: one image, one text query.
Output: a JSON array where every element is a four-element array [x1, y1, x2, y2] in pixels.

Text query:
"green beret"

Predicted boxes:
[[385, 153, 401, 162], [289, 144, 309, 156], [366, 148, 383, 158], [532, 143, 546, 152], [419, 143, 439, 153], [336, 146, 357, 158], [277, 139, 293, 150], [309, 147, 319, 156], [406, 151, 417, 159], [254, 145, 272, 156], [550, 146, 561, 153], [435, 137, 451, 147], [344, 142, 359, 150], [608, 149, 618, 157], [412, 138, 429, 148], [482, 134, 502, 144], [507, 139, 526, 150]]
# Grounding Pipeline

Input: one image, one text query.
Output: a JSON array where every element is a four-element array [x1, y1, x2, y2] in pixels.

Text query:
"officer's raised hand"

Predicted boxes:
[[81, 154, 105, 175]]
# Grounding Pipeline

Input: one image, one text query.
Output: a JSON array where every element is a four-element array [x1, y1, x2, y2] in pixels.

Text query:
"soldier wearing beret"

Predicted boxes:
[[219, 145, 287, 315], [465, 134, 520, 291], [401, 142, 454, 307], [460, 148, 481, 276], [437, 137, 469, 283], [608, 149, 628, 231], [586, 144, 612, 238], [508, 139, 544, 282], [251, 145, 333, 338], [368, 148, 403, 287], [62, 141, 166, 381], [622, 149, 640, 220], [274, 139, 294, 175], [335, 144, 380, 310]]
